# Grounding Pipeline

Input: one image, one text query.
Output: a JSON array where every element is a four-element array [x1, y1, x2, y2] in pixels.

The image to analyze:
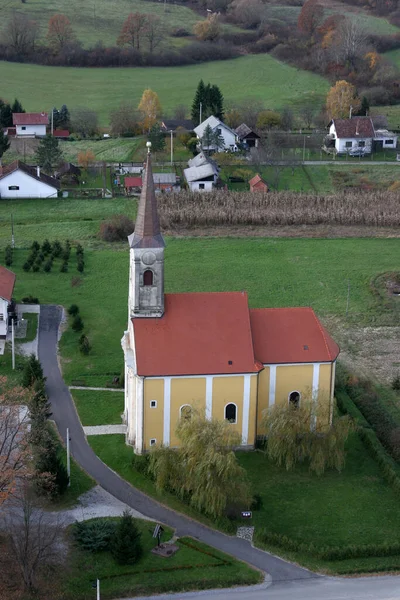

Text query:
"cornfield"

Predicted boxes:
[[158, 190, 400, 228]]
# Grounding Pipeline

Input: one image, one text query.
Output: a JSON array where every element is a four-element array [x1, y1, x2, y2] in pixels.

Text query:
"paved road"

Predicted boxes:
[[38, 305, 316, 582], [121, 575, 400, 600]]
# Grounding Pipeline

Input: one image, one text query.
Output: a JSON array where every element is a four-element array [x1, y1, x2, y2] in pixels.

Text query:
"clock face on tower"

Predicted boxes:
[[142, 251, 156, 266]]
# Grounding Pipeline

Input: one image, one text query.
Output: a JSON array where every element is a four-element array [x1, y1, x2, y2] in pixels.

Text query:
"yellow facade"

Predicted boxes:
[[141, 362, 336, 451]]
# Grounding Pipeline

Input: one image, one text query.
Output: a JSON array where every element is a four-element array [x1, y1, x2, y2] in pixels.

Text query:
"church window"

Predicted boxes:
[[150, 400, 157, 408], [180, 405, 192, 420], [143, 269, 153, 286], [289, 391, 300, 408], [225, 403, 237, 423], [150, 438, 157, 446]]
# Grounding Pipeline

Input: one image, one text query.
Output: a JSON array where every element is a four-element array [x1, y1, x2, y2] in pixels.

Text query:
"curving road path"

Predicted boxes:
[[39, 305, 317, 583]]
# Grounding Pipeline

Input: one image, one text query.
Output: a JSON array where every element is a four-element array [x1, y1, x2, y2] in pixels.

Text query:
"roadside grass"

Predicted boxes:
[[370, 103, 400, 130], [0, 55, 329, 125], [0, 343, 28, 385], [327, 164, 400, 191], [21, 312, 38, 342], [61, 139, 143, 163], [71, 390, 124, 426], [65, 520, 261, 600]]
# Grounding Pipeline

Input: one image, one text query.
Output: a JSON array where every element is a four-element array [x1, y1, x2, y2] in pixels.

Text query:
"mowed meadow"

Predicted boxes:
[[0, 55, 329, 124]]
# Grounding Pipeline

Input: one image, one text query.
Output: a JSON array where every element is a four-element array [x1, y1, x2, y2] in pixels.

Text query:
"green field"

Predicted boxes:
[[72, 389, 124, 426], [0, 55, 329, 125]]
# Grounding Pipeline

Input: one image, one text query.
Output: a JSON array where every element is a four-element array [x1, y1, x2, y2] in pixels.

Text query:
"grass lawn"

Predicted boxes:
[[221, 164, 333, 193], [0, 343, 28, 386], [61, 138, 143, 163], [21, 312, 38, 342], [65, 519, 261, 600], [72, 390, 124, 426], [0, 55, 329, 125], [370, 103, 400, 130]]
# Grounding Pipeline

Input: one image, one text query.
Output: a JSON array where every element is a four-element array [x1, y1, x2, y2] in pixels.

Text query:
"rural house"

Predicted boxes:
[[235, 123, 260, 148], [12, 112, 48, 138], [326, 117, 398, 154], [121, 146, 340, 454], [184, 152, 219, 192], [0, 161, 60, 198], [249, 174, 268, 192], [194, 115, 238, 153], [0, 265, 15, 347]]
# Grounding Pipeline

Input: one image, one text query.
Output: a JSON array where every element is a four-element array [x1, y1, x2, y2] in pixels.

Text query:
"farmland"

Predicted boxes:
[[0, 55, 329, 125]]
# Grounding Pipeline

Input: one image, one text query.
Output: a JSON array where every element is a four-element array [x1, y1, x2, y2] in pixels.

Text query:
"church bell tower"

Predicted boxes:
[[128, 142, 165, 318]]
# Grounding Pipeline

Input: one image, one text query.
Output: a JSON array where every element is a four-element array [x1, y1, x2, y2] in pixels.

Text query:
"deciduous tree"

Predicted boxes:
[[138, 88, 162, 132], [35, 135, 63, 174], [117, 12, 147, 50], [297, 0, 324, 36], [5, 12, 39, 54], [47, 14, 75, 53], [70, 106, 98, 138], [77, 149, 96, 169], [200, 123, 224, 154], [110, 102, 139, 136], [326, 80, 361, 119], [143, 14, 164, 53], [193, 13, 221, 41], [148, 123, 165, 152]]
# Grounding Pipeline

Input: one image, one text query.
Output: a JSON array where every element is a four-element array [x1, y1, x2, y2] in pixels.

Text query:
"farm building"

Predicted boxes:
[[249, 174, 268, 192], [326, 117, 398, 155], [12, 113, 48, 138], [194, 116, 238, 153], [235, 123, 260, 148], [0, 161, 60, 199], [125, 177, 143, 195], [121, 147, 339, 454]]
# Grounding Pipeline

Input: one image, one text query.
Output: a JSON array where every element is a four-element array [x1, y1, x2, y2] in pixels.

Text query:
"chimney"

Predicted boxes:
[[36, 166, 40, 178], [349, 105, 353, 119], [355, 119, 359, 136]]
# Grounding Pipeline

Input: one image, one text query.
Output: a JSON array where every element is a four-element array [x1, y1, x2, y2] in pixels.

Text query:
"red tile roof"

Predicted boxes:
[[53, 129, 69, 138], [12, 112, 48, 126], [331, 117, 375, 139], [249, 174, 268, 190], [0, 266, 16, 302], [133, 292, 262, 376], [250, 307, 339, 364], [125, 177, 142, 188]]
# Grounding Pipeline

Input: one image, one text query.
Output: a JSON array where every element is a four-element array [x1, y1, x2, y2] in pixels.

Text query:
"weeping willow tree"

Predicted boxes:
[[262, 394, 352, 476], [149, 409, 252, 518]]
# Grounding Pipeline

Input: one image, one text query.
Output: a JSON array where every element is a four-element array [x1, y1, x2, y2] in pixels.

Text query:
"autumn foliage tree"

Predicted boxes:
[[77, 150, 96, 170], [137, 89, 162, 132], [117, 12, 148, 50], [193, 13, 221, 41], [47, 14, 75, 53], [326, 80, 361, 119], [297, 0, 324, 36]]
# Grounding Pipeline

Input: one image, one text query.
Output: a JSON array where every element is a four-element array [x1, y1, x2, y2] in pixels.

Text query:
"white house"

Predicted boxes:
[[184, 152, 219, 192], [0, 266, 15, 340], [327, 117, 398, 154], [0, 161, 60, 199], [12, 112, 48, 137], [194, 115, 238, 153]]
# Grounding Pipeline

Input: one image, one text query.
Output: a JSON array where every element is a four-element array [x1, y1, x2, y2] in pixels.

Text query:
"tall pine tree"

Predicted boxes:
[[208, 84, 224, 120], [35, 135, 63, 174], [11, 98, 25, 114], [191, 79, 207, 125], [191, 80, 224, 124], [59, 104, 70, 129], [0, 129, 10, 161]]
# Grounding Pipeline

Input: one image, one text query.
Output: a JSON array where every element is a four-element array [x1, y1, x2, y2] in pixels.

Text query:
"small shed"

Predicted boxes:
[[249, 174, 268, 193], [153, 172, 178, 192], [125, 176, 143, 195], [235, 123, 260, 148]]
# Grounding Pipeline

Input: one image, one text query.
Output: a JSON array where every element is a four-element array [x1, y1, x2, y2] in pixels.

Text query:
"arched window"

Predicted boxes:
[[225, 403, 237, 424], [143, 270, 153, 286], [180, 405, 192, 420], [289, 391, 300, 408]]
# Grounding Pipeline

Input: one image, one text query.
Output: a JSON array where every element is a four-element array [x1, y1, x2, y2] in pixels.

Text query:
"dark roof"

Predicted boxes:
[[0, 265, 16, 303], [250, 307, 340, 364], [133, 292, 262, 377], [53, 129, 70, 138], [235, 123, 260, 140], [12, 112, 48, 126], [128, 150, 165, 249], [161, 119, 195, 131], [0, 160, 60, 190], [331, 117, 375, 138], [57, 162, 81, 177]]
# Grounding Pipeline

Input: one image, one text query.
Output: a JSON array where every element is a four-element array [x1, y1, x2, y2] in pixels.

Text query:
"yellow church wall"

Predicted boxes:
[[256, 367, 270, 435], [212, 376, 244, 436], [143, 378, 164, 452], [318, 363, 334, 427], [170, 377, 206, 447], [248, 375, 258, 445], [275, 365, 314, 406]]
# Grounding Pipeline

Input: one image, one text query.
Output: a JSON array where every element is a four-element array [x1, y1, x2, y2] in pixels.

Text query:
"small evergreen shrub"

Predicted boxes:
[[111, 511, 143, 565], [43, 260, 52, 272], [73, 520, 117, 552], [42, 239, 51, 254], [132, 453, 150, 476], [5, 245, 13, 266], [79, 334, 91, 355], [23, 261, 31, 272], [77, 258, 84, 273], [32, 262, 41, 272], [22, 354, 45, 388], [52, 240, 62, 257], [72, 315, 84, 332], [76, 244, 84, 257], [22, 295, 39, 304], [392, 375, 400, 391], [31, 241, 40, 252], [60, 261, 68, 273], [38, 251, 45, 263], [68, 304, 80, 316]]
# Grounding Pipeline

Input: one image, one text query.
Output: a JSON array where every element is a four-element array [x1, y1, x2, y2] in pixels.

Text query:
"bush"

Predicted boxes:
[[76, 244, 84, 257], [60, 261, 68, 273], [42, 239, 51, 254], [52, 240, 62, 257], [22, 354, 45, 388], [43, 259, 52, 272], [77, 259, 85, 273], [31, 241, 40, 252], [68, 304, 80, 316], [111, 511, 142, 565], [23, 261, 31, 272], [72, 315, 84, 332], [22, 295, 39, 304], [132, 453, 150, 476], [73, 519, 117, 552], [5, 245, 13, 267], [32, 262, 41, 272], [79, 334, 91, 355], [392, 375, 400, 391], [99, 214, 135, 242]]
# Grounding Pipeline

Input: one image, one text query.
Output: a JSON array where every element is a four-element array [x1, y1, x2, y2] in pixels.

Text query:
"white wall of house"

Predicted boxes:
[[375, 135, 398, 148], [16, 124, 46, 137], [0, 297, 9, 337], [0, 171, 58, 198], [199, 125, 237, 152], [335, 137, 372, 153], [188, 180, 214, 192]]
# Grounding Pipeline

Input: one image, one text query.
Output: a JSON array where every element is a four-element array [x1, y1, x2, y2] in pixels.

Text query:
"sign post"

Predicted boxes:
[[152, 524, 164, 547]]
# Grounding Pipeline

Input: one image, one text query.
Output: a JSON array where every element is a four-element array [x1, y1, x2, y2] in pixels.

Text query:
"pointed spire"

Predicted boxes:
[[128, 142, 165, 249]]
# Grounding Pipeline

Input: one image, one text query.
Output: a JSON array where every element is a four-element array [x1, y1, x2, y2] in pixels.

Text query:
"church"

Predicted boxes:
[[121, 145, 339, 455]]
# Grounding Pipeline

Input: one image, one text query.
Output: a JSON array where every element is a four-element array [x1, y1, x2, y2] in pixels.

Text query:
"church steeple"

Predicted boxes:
[[128, 142, 165, 318]]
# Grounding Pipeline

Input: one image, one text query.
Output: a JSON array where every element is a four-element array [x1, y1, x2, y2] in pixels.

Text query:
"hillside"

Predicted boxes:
[[0, 55, 329, 124]]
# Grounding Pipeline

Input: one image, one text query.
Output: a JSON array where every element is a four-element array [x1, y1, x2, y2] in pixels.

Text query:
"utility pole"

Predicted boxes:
[[11, 318, 15, 370], [97, 579, 100, 600], [11, 213, 14, 249], [66, 427, 71, 486], [170, 130, 173, 166], [51, 108, 54, 136]]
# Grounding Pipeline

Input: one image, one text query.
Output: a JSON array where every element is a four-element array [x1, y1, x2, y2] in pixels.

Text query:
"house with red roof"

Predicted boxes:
[[0, 266, 15, 340], [249, 173, 268, 193], [121, 145, 339, 454], [12, 112, 48, 137], [0, 161, 60, 199], [327, 117, 397, 155]]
